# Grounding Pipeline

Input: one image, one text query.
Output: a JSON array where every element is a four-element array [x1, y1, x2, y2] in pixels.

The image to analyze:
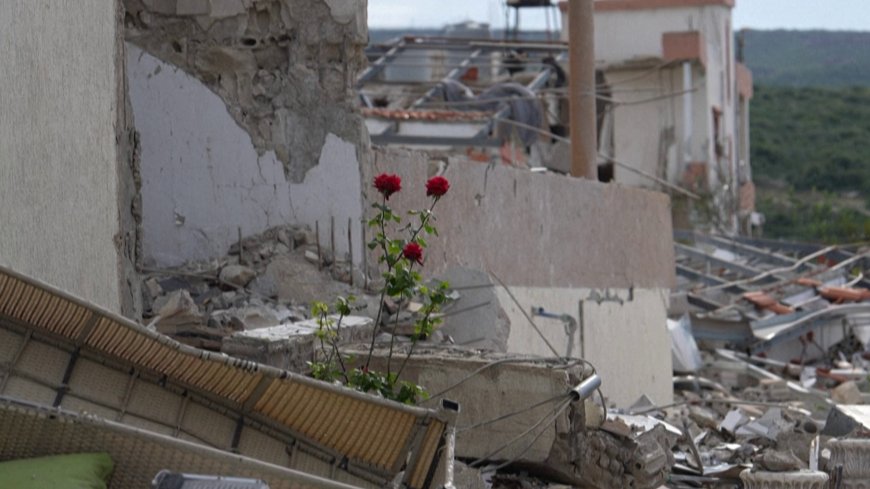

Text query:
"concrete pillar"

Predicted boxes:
[[568, 0, 597, 180]]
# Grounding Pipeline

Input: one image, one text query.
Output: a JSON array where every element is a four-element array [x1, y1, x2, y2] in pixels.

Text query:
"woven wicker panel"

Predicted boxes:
[[0, 327, 22, 364], [66, 357, 128, 410], [119, 413, 177, 437], [408, 420, 446, 489], [4, 374, 56, 404], [181, 401, 237, 449], [253, 380, 418, 472], [291, 450, 341, 485], [126, 379, 183, 430], [14, 340, 69, 386], [61, 395, 120, 420], [0, 399, 359, 489], [238, 426, 291, 467]]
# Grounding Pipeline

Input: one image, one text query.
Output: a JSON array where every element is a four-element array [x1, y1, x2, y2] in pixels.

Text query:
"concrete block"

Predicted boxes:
[[739, 470, 828, 489], [352, 349, 590, 473], [222, 316, 373, 372], [208, 0, 247, 17], [833, 381, 864, 405], [435, 267, 509, 352], [176, 0, 210, 15]]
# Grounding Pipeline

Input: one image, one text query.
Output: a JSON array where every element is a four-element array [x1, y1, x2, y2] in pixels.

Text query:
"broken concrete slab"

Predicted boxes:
[[434, 267, 510, 352], [823, 405, 870, 437], [355, 349, 589, 466], [832, 381, 864, 405], [218, 264, 257, 288], [222, 315, 373, 371]]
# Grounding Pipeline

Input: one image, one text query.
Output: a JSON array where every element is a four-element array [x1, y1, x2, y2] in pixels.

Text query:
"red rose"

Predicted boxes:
[[374, 173, 402, 200], [426, 176, 450, 198], [402, 242, 424, 265]]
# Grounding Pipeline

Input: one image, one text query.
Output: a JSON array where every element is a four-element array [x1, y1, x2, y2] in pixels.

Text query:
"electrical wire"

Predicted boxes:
[[457, 392, 572, 433], [489, 270, 561, 357], [468, 396, 573, 468], [479, 116, 702, 200], [421, 356, 589, 404]]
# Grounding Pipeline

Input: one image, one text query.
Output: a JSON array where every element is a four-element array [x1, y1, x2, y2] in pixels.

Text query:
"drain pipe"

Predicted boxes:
[[531, 306, 578, 357]]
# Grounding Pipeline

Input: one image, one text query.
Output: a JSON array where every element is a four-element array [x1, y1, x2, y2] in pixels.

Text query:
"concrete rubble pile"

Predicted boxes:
[[140, 224, 462, 364], [622, 333, 870, 488]]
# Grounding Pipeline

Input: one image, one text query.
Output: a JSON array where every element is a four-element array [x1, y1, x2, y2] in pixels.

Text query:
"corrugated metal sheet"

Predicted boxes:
[[0, 266, 451, 488]]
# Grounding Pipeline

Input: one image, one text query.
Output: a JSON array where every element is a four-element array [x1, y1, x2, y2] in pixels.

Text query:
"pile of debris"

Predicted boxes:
[[140, 225, 351, 349], [140, 224, 459, 359], [618, 319, 870, 487]]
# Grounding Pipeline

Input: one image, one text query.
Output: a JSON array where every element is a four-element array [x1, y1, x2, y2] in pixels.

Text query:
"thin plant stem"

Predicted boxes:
[[365, 195, 395, 369], [396, 307, 433, 379], [386, 261, 416, 376], [388, 198, 440, 378], [330, 313, 349, 382]]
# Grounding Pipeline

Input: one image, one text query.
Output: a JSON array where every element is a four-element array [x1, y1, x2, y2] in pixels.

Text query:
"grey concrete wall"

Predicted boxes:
[[365, 150, 676, 406], [495, 286, 673, 407], [0, 1, 126, 312], [367, 148, 675, 290]]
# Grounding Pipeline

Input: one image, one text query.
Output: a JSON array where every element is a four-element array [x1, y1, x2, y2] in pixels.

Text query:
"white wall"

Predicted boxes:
[[579, 4, 740, 226], [496, 287, 673, 407], [606, 63, 709, 190], [0, 1, 124, 311], [127, 45, 364, 267]]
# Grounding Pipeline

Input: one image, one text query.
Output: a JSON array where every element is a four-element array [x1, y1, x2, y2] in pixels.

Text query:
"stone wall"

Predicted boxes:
[[0, 0, 133, 313]]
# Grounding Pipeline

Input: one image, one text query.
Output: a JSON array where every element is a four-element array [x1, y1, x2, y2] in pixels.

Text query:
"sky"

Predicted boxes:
[[368, 0, 870, 32]]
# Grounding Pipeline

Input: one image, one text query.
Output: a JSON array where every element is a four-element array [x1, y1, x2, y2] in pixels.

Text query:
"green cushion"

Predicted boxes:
[[0, 452, 114, 489]]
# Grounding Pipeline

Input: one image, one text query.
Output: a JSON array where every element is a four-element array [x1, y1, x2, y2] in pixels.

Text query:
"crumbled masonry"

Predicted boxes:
[[124, 0, 368, 181]]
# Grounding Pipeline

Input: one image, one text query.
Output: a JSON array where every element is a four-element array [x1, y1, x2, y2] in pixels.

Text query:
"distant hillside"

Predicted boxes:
[[742, 29, 870, 87]]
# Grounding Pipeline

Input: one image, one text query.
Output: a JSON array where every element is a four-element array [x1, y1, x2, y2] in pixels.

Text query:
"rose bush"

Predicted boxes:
[[308, 172, 451, 405]]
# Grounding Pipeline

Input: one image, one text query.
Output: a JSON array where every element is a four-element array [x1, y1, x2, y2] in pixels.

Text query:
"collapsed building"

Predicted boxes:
[[16, 1, 862, 489]]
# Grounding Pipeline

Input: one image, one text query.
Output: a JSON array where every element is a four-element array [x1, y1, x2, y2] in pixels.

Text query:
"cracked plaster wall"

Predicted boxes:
[[128, 45, 364, 267], [0, 0, 133, 314], [123, 0, 368, 182]]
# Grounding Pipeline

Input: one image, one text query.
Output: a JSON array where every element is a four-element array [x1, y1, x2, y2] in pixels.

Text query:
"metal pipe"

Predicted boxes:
[[567, 0, 597, 180], [570, 373, 601, 401]]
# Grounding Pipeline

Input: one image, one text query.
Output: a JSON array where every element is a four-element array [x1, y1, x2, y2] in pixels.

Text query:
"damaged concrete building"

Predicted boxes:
[[1, 0, 687, 487], [560, 0, 756, 233], [2, 0, 681, 407]]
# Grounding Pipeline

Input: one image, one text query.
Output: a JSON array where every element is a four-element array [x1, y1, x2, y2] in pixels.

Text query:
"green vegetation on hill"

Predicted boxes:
[[742, 29, 870, 87], [751, 85, 870, 194], [750, 85, 870, 243]]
